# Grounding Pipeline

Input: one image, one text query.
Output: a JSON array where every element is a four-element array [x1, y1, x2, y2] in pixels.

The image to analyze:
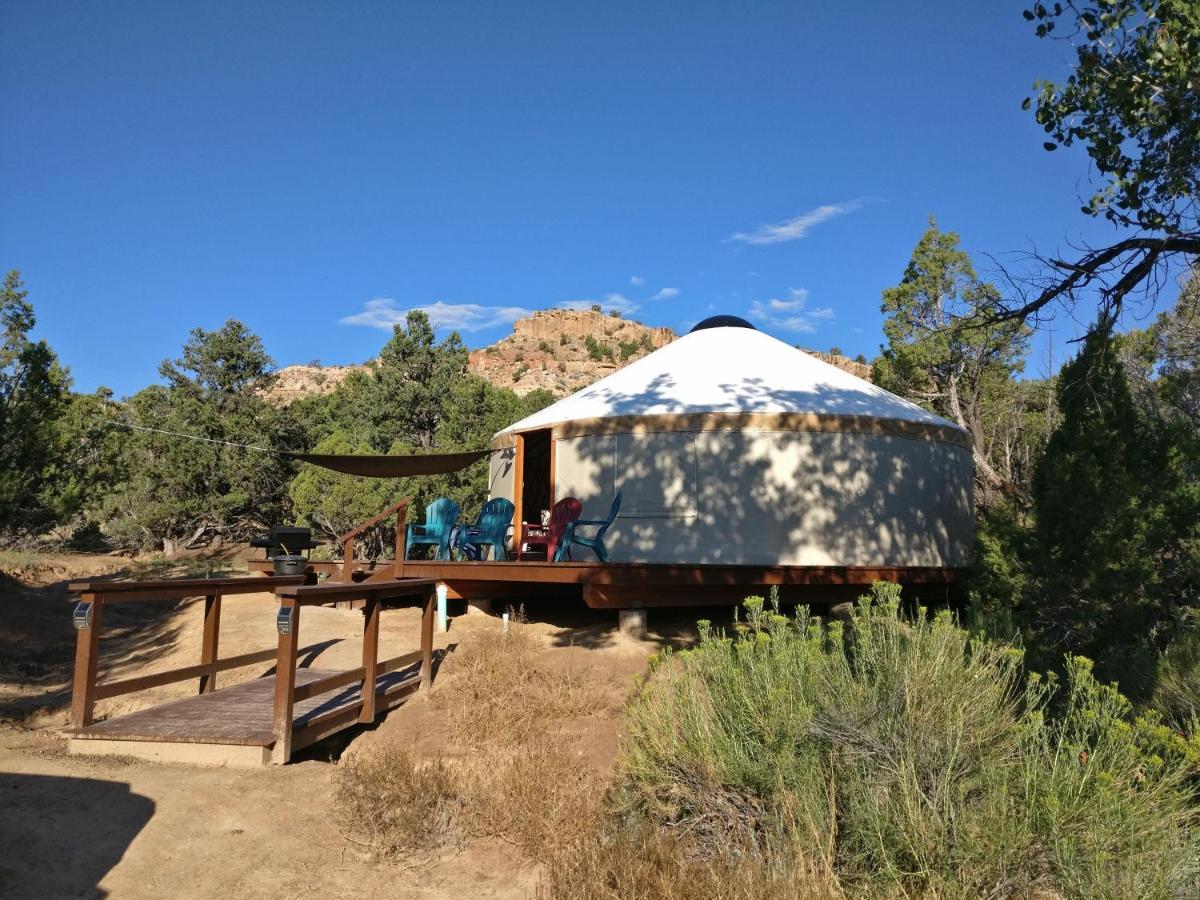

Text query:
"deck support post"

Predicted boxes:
[[271, 599, 300, 764], [618, 608, 648, 641], [199, 593, 222, 694], [420, 586, 434, 691], [70, 593, 103, 729], [359, 597, 380, 723]]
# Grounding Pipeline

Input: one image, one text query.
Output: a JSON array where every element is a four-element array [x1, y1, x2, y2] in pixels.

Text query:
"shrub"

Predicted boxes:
[[1154, 624, 1200, 732], [584, 335, 606, 362], [560, 333, 569, 346], [538, 339, 552, 353], [612, 584, 1199, 898], [618, 339, 641, 361]]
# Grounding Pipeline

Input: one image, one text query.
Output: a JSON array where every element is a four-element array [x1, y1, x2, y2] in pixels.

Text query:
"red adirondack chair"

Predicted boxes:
[[514, 497, 582, 561]]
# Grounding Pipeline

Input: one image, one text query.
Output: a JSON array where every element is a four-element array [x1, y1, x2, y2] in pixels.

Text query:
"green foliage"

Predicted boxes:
[[330, 310, 468, 452], [1123, 269, 1200, 426], [1024, 0, 1200, 236], [43, 388, 129, 540], [288, 430, 401, 553], [617, 586, 1199, 897], [967, 500, 1034, 637], [559, 333, 569, 346], [1029, 321, 1200, 695], [617, 338, 641, 361], [537, 339, 552, 353], [590, 303, 602, 313], [1154, 622, 1200, 733], [288, 315, 546, 543], [874, 218, 1031, 495], [584, 334, 606, 362], [104, 320, 298, 551], [828, 345, 842, 356], [0, 272, 70, 539], [520, 389, 555, 416]]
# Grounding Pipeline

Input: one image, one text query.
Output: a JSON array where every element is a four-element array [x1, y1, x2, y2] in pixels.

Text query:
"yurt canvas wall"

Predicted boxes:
[[489, 320, 973, 569]]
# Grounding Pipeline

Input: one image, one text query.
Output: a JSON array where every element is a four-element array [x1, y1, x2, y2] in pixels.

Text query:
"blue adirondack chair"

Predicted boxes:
[[405, 497, 460, 560], [456, 497, 514, 561], [557, 492, 622, 562]]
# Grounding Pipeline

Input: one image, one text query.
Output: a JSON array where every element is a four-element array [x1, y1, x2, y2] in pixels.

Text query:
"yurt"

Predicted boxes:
[[488, 316, 973, 570]]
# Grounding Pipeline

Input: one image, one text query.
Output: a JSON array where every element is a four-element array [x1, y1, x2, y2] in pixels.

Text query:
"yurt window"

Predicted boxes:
[[614, 432, 698, 517]]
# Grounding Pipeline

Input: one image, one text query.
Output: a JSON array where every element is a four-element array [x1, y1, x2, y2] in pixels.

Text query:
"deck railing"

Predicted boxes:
[[67, 575, 307, 729], [68, 571, 439, 764], [337, 497, 411, 584], [269, 577, 435, 763]]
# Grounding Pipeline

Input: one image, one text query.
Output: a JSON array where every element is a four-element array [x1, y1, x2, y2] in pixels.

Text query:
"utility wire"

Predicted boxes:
[[105, 419, 277, 454]]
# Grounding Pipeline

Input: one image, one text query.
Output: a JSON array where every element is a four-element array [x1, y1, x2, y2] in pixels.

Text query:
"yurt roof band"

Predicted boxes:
[[489, 412, 972, 451]]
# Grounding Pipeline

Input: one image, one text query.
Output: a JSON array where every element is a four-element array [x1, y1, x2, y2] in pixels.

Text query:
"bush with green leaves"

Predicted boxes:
[[611, 584, 1198, 899], [0, 271, 70, 540]]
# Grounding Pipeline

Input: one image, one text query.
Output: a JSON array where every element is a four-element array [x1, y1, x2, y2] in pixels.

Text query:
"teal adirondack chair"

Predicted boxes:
[[405, 498, 460, 560], [557, 492, 622, 562], [456, 497, 515, 561]]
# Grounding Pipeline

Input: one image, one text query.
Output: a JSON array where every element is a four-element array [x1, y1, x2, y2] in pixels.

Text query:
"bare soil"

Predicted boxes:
[[0, 550, 711, 899]]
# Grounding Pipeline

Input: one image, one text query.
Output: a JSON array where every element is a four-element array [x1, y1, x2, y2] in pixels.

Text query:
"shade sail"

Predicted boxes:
[[287, 449, 491, 478]]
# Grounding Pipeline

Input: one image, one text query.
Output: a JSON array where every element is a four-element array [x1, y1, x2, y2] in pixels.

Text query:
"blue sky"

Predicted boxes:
[[1, 2, 1162, 395]]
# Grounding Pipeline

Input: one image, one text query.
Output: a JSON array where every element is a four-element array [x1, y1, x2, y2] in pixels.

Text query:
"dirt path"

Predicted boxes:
[[0, 551, 708, 899]]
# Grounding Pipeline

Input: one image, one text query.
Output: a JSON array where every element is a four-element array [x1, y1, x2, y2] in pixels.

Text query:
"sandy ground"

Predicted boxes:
[[0, 550, 709, 899]]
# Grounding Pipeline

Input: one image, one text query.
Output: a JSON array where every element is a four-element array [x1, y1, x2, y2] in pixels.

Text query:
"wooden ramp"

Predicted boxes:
[[67, 567, 437, 766], [69, 664, 423, 768]]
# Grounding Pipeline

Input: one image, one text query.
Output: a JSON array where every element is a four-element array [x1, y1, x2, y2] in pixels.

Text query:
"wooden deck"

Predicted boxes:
[[247, 558, 967, 608], [69, 664, 423, 766]]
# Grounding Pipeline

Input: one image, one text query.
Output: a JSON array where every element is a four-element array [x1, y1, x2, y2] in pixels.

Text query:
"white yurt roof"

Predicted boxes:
[[497, 319, 963, 437]]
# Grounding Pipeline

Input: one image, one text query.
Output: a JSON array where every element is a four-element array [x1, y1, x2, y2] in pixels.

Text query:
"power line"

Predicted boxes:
[[105, 420, 276, 453]]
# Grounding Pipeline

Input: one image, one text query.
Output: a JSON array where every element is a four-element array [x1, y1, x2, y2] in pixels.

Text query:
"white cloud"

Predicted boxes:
[[650, 287, 679, 301], [730, 200, 864, 245], [558, 293, 640, 315], [749, 288, 834, 333], [630, 275, 644, 286], [340, 298, 532, 332]]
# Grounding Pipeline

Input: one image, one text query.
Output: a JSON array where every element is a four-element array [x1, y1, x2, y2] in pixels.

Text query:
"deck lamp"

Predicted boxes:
[[72, 600, 94, 631], [276, 605, 296, 635]]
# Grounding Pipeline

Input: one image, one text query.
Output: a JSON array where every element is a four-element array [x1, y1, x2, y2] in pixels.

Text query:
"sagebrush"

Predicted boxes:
[[598, 584, 1199, 899]]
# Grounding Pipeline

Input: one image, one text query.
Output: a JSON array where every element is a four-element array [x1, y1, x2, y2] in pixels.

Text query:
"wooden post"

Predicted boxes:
[[419, 586, 434, 691], [199, 593, 221, 694], [512, 433, 525, 540], [70, 592, 103, 729], [394, 508, 406, 578], [271, 599, 300, 764], [341, 534, 354, 585], [359, 596, 380, 723]]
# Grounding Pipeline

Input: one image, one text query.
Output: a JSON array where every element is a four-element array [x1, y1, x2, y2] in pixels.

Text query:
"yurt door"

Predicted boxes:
[[515, 429, 553, 529]]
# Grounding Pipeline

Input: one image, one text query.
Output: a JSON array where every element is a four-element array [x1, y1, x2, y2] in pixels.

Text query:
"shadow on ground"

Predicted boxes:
[[0, 772, 154, 898]]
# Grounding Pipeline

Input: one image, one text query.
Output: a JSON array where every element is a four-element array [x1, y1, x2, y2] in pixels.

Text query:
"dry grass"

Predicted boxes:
[[436, 616, 608, 748], [336, 617, 620, 868], [466, 738, 605, 857], [538, 829, 842, 900], [331, 746, 466, 863]]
